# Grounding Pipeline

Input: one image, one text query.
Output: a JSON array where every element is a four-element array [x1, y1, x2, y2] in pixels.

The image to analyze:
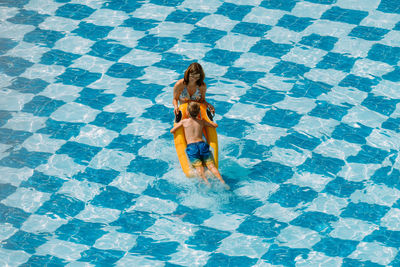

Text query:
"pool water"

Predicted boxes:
[[1, 0, 400, 266]]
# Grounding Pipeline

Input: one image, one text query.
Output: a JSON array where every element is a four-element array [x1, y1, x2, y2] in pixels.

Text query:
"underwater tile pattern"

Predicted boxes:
[[0, 0, 400, 266]]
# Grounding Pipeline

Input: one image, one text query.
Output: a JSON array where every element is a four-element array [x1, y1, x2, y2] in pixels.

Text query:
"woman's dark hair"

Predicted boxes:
[[183, 62, 205, 87], [188, 102, 200, 118]]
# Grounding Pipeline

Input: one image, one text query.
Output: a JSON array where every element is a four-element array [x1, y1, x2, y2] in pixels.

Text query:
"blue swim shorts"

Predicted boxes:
[[186, 141, 214, 167]]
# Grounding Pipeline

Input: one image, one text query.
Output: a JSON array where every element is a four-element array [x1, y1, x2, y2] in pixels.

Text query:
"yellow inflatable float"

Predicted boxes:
[[173, 103, 218, 177]]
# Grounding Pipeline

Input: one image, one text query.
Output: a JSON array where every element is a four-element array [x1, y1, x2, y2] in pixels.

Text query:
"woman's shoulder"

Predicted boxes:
[[174, 79, 185, 90], [175, 78, 185, 87]]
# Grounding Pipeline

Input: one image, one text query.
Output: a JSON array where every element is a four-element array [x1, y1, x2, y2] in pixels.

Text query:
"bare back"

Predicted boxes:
[[181, 118, 204, 144]]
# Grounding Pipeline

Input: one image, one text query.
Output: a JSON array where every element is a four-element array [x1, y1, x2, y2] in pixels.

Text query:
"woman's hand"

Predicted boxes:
[[174, 105, 180, 115], [208, 103, 215, 115]]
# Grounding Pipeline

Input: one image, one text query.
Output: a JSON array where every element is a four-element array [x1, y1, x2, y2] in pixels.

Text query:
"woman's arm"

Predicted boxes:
[[173, 80, 183, 115], [200, 84, 215, 114]]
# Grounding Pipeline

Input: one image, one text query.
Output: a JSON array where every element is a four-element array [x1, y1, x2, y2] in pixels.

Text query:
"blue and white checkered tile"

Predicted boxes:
[[1, 0, 400, 266]]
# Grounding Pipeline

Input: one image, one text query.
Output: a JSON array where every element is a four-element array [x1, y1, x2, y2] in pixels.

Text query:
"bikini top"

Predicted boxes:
[[179, 86, 202, 102]]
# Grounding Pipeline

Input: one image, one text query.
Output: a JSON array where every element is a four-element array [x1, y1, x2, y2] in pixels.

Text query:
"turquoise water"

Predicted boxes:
[[1, 0, 400, 266]]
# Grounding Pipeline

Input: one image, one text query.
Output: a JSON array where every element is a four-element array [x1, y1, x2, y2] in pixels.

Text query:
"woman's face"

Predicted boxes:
[[189, 71, 200, 82]]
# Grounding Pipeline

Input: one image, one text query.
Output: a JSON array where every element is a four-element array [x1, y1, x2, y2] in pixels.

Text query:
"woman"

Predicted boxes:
[[173, 62, 215, 115]]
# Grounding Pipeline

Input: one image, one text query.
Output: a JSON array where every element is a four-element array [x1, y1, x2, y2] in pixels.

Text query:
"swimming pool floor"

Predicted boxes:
[[1, 0, 400, 266]]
